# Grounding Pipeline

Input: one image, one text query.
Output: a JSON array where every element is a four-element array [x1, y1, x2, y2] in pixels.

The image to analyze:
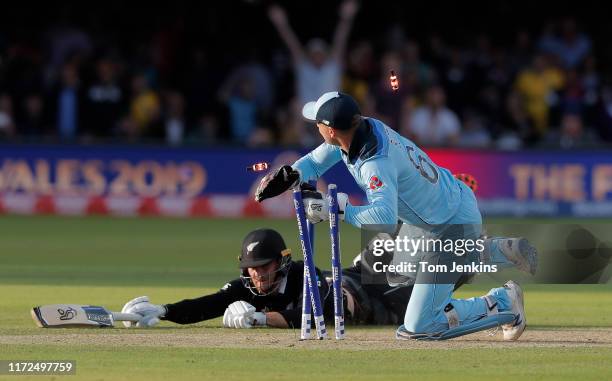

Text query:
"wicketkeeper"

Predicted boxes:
[[254, 91, 538, 340]]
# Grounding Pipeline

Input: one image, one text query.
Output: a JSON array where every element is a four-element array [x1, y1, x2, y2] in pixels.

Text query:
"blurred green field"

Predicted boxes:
[[1, 215, 612, 381]]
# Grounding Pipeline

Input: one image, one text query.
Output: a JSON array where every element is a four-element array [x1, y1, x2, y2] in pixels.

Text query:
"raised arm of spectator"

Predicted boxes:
[[268, 4, 305, 64], [330, 0, 359, 63], [217, 67, 246, 104]]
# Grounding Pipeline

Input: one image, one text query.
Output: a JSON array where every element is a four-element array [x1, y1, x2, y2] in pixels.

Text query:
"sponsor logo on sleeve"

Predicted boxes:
[[369, 175, 384, 190]]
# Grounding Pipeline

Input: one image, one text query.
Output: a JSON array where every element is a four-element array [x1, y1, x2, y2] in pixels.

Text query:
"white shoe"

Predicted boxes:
[[502, 280, 526, 341], [499, 238, 538, 275]]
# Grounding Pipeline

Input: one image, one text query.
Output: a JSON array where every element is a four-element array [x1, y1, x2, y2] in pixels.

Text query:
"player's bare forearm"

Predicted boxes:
[[331, 0, 359, 61], [267, 5, 304, 62], [275, 25, 304, 62], [265, 312, 289, 328]]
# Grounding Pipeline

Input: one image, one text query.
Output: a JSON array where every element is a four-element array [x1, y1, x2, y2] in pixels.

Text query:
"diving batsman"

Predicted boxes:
[[121, 228, 413, 329]]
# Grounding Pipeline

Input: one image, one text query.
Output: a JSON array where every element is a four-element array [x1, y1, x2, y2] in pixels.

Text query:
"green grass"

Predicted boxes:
[[3, 345, 612, 381], [1, 215, 612, 381], [0, 215, 364, 287], [1, 284, 611, 334]]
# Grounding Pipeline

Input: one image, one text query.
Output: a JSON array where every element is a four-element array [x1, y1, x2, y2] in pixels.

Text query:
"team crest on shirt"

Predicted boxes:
[[369, 175, 384, 190]]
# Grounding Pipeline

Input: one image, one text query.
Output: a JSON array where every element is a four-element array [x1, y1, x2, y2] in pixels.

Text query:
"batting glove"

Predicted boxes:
[[121, 296, 167, 328], [222, 301, 266, 329], [302, 187, 348, 224]]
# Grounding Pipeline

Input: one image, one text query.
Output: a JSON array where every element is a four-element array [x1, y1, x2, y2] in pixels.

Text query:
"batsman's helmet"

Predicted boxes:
[[239, 228, 292, 295]]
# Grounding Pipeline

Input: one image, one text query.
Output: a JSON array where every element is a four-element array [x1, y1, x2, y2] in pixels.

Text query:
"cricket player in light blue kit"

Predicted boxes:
[[255, 92, 536, 340]]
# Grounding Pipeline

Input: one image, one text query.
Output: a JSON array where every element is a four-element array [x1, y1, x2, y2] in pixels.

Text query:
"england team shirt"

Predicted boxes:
[[293, 118, 463, 228]]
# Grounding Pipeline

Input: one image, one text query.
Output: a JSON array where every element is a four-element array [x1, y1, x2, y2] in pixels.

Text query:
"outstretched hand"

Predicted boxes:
[[121, 296, 166, 328], [267, 4, 288, 26], [339, 0, 359, 20]]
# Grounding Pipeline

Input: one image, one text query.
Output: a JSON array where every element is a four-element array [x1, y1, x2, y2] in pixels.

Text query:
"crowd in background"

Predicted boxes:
[[1, 1, 611, 149]]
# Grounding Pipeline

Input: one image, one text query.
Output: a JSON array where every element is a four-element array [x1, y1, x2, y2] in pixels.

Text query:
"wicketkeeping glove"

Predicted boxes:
[[222, 301, 266, 329], [301, 184, 348, 224], [255, 165, 300, 202]]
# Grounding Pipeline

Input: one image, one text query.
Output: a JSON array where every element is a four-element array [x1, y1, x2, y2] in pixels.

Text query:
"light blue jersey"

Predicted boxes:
[[293, 117, 465, 228], [294, 115, 518, 338]]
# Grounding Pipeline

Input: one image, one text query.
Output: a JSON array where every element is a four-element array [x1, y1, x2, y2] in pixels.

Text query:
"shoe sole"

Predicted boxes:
[[503, 280, 526, 341]]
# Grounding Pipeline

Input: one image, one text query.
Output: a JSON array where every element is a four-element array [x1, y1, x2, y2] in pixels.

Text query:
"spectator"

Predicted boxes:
[[43, 22, 92, 88], [247, 127, 274, 148], [560, 69, 585, 116], [442, 48, 471, 116], [538, 18, 591, 69], [217, 53, 275, 118], [408, 85, 461, 146], [542, 113, 599, 149], [467, 35, 494, 95], [220, 76, 258, 144], [401, 40, 435, 91], [509, 30, 534, 75], [471, 34, 494, 72], [54, 62, 83, 140], [267, 0, 359, 146], [127, 72, 161, 138], [502, 90, 537, 144], [183, 48, 223, 136], [477, 84, 504, 136], [269, 0, 358, 103], [267, 0, 358, 105], [514, 54, 565, 137], [496, 130, 523, 151], [84, 58, 125, 137], [427, 34, 450, 74], [217, 55, 276, 145], [342, 41, 374, 105], [18, 93, 48, 137], [186, 114, 220, 145], [275, 101, 305, 147], [478, 49, 513, 134], [151, 17, 185, 87], [0, 94, 16, 138], [596, 86, 612, 142], [486, 50, 513, 93], [581, 55, 600, 126], [0, 4, 609, 149], [164, 91, 185, 146], [458, 110, 492, 148], [397, 96, 417, 139]]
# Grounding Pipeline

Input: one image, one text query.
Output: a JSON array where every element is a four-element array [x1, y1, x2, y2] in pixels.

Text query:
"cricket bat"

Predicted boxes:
[[31, 304, 141, 328]]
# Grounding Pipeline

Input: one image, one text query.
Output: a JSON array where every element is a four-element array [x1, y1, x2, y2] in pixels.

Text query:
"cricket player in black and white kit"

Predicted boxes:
[[121, 228, 412, 329]]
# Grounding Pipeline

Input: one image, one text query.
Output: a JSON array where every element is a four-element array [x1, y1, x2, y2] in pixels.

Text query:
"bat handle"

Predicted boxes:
[[111, 312, 142, 322]]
